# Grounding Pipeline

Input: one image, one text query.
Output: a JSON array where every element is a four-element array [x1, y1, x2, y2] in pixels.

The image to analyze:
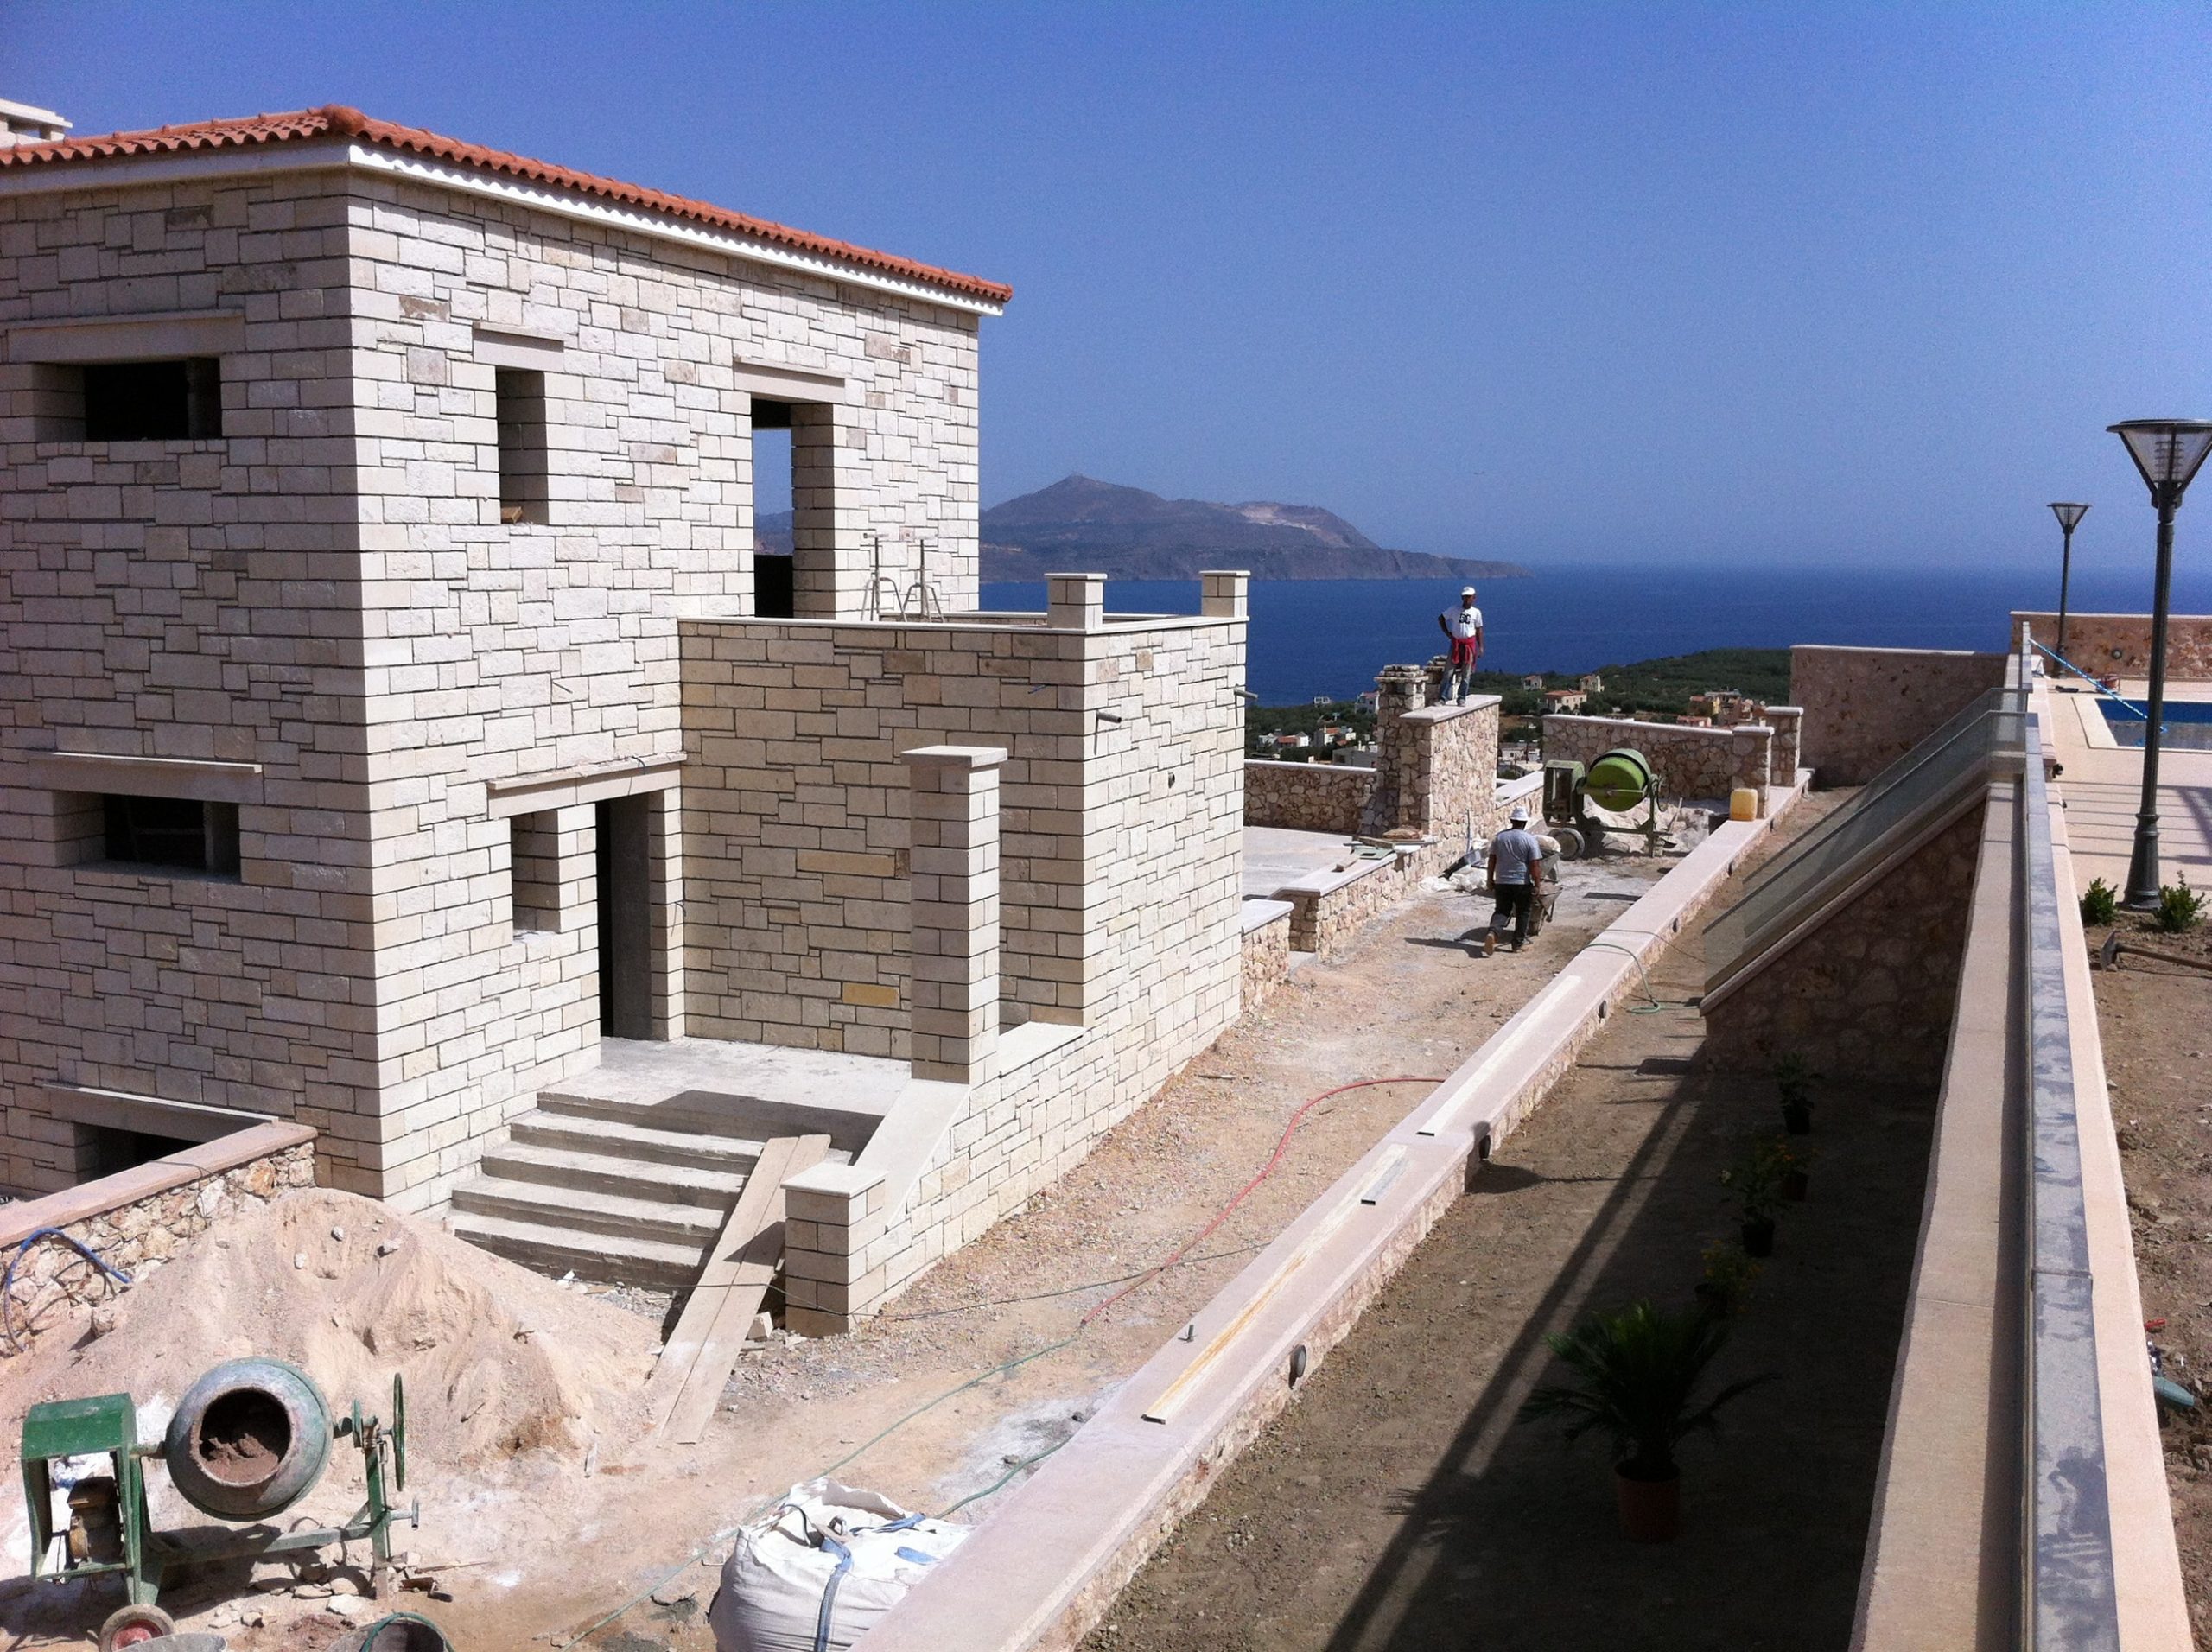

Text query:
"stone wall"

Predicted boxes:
[[2014, 611, 2212, 681], [1243, 760, 1372, 834], [0, 157, 988, 1206], [1541, 715, 1772, 801], [1702, 802, 1986, 1084], [1239, 903, 1292, 1013], [1789, 645, 2007, 787], [1767, 706, 1802, 785], [0, 1121, 315, 1352]]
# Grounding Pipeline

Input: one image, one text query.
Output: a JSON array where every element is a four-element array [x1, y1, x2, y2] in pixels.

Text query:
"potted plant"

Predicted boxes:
[[1775, 1053, 1817, 1134], [1777, 1141, 1812, 1203], [1518, 1299, 1774, 1542], [1694, 1240, 1761, 1318], [1721, 1141, 1789, 1256]]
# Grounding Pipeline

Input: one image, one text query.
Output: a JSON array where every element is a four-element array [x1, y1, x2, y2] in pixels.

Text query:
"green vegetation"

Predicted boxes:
[[1249, 649, 1793, 747], [2080, 877, 2118, 926], [2156, 875, 2205, 935]]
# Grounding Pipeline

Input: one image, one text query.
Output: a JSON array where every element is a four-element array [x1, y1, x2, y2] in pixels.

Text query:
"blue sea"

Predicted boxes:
[[982, 562, 2212, 707]]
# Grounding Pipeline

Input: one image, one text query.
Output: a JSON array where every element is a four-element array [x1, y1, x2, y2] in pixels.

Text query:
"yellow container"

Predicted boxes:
[[1730, 787, 1760, 823]]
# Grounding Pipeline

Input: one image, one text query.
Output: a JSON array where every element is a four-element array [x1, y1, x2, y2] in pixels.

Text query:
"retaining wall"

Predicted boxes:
[[1790, 645, 2007, 786], [0, 1121, 315, 1352], [1238, 901, 1292, 1013]]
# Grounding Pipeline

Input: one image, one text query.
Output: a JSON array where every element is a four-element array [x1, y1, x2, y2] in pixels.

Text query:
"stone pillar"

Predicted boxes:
[[1362, 665, 1428, 834], [1046, 573, 1105, 631], [1766, 706, 1802, 786], [1200, 569, 1250, 619], [1730, 724, 1775, 807], [901, 746, 1005, 1084]]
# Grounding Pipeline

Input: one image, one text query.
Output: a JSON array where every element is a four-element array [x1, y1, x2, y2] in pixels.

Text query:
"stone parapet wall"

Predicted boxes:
[[1703, 801, 1988, 1083], [0, 1122, 315, 1352], [2014, 611, 2212, 680], [1243, 761, 1373, 834], [1541, 715, 1772, 801], [1790, 645, 2007, 787], [1767, 706, 1803, 785]]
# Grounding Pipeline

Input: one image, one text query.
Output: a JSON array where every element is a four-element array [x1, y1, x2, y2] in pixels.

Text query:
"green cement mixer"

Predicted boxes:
[[1541, 747, 1662, 857]]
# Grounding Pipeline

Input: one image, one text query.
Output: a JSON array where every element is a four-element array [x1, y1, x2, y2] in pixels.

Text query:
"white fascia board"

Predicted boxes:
[[0, 141, 1003, 317]]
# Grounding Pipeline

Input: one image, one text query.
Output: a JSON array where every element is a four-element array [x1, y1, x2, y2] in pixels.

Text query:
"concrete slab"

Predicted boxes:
[[2041, 676, 2212, 896], [1240, 825, 1369, 899], [546, 1036, 909, 1121]]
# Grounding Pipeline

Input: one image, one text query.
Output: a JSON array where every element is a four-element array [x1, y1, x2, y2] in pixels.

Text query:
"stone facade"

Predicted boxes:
[[2013, 611, 2212, 681], [0, 1122, 315, 1351], [0, 124, 999, 1206], [1789, 645, 2006, 787], [1541, 714, 1773, 802], [1238, 903, 1291, 1013], [1702, 803, 1986, 1083], [1243, 759, 1372, 834]]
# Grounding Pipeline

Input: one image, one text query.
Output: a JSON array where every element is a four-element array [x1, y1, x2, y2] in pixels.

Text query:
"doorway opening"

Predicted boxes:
[[752, 400, 796, 618], [595, 796, 652, 1039]]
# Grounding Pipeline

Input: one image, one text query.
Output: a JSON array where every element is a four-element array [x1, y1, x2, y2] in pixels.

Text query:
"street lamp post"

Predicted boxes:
[[2107, 420, 2212, 909], [2048, 501, 2089, 662]]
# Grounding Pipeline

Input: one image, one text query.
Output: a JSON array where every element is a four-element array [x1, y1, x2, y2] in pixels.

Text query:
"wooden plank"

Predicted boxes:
[[664, 1132, 830, 1443], [643, 1134, 829, 1432]]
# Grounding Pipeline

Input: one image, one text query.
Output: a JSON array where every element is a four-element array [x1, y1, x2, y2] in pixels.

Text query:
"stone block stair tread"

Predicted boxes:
[[451, 1177, 725, 1245], [480, 1140, 747, 1208], [448, 1210, 704, 1287], [509, 1111, 771, 1168]]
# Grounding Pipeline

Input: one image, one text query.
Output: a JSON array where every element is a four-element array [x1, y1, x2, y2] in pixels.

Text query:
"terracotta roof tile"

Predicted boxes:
[[0, 105, 1011, 306]]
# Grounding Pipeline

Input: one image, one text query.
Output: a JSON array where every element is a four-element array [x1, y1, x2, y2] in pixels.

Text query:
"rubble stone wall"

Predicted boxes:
[[2014, 611, 2212, 681], [1243, 761, 1373, 834], [0, 1124, 315, 1352], [1702, 802, 1986, 1084], [1790, 645, 2007, 787], [1239, 909, 1291, 1013], [1541, 715, 1772, 801]]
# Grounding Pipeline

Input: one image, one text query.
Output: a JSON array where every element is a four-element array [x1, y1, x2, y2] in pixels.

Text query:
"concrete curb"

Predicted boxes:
[[859, 805, 1793, 1652]]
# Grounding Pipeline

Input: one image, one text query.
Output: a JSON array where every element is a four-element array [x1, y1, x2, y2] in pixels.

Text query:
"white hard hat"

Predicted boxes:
[[1459, 586, 1477, 597], [1510, 805, 1529, 824]]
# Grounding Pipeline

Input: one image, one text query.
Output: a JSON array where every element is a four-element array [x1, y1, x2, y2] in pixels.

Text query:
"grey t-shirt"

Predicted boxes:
[[1491, 828, 1543, 886]]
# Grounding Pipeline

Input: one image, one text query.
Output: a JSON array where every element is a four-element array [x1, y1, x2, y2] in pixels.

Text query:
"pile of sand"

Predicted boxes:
[[4, 1189, 656, 1466]]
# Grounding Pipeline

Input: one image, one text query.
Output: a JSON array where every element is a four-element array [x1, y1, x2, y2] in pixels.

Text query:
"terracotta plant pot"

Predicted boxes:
[[1782, 1102, 1812, 1135], [1740, 1217, 1775, 1257], [1615, 1465, 1681, 1542], [1783, 1168, 1809, 1202]]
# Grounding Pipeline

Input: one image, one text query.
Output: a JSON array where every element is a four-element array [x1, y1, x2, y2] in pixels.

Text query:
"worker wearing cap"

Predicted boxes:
[[1484, 805, 1546, 955], [1437, 587, 1484, 704]]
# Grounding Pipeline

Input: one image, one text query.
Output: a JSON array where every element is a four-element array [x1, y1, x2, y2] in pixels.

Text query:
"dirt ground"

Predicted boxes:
[[2090, 910, 2212, 1646], [0, 846, 1680, 1651], [1087, 802, 1941, 1652]]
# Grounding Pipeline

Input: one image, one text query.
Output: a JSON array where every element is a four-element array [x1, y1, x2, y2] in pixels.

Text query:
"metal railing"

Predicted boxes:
[[2026, 636, 2146, 718], [1704, 683, 2025, 994]]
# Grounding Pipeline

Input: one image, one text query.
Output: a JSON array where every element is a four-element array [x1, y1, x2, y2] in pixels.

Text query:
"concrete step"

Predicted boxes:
[[537, 1089, 775, 1141], [480, 1140, 747, 1210], [450, 1176, 724, 1249], [448, 1209, 706, 1289], [535, 1090, 877, 1156], [509, 1110, 769, 1173]]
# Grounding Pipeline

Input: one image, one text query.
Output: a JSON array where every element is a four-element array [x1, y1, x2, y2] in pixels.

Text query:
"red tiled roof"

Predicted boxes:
[[0, 105, 1012, 306]]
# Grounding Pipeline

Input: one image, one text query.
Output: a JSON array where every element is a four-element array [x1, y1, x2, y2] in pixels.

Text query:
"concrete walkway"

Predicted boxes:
[[2044, 678, 2212, 897]]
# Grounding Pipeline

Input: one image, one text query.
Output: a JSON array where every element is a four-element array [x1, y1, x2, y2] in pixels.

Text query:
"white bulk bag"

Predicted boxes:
[[709, 1478, 969, 1652]]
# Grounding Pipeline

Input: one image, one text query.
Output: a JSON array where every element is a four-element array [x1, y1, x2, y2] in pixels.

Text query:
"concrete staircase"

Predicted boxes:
[[448, 1090, 855, 1289]]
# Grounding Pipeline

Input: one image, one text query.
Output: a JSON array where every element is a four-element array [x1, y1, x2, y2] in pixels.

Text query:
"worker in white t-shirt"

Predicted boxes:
[[1436, 586, 1484, 704]]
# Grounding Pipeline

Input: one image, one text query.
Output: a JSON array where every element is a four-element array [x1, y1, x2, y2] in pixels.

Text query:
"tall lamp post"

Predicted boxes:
[[2107, 419, 2212, 909], [2048, 500, 2089, 662]]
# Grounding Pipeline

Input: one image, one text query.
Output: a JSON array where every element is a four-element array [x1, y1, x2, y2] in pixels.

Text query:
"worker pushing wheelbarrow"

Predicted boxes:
[[1481, 805, 1551, 955]]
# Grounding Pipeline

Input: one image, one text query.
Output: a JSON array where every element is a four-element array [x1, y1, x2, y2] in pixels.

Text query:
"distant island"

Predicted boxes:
[[753, 475, 1530, 581]]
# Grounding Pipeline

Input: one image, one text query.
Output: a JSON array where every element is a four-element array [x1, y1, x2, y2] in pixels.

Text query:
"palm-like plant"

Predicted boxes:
[[1518, 1299, 1772, 1480]]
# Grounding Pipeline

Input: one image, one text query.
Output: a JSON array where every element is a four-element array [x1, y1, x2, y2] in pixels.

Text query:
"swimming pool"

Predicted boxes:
[[2101, 696, 2212, 749]]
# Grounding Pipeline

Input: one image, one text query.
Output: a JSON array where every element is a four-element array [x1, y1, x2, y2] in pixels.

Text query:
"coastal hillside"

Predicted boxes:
[[981, 476, 1529, 580]]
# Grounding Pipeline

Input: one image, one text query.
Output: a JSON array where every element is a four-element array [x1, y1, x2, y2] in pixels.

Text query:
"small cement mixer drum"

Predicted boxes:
[[163, 1357, 332, 1521]]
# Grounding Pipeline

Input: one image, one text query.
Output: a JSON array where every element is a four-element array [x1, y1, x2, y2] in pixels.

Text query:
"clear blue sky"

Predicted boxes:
[[12, 2, 2212, 573]]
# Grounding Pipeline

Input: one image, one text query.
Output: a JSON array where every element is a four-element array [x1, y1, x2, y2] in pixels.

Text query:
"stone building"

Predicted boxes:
[[0, 107, 1249, 1327]]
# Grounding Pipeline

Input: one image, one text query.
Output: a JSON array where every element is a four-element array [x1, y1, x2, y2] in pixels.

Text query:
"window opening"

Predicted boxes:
[[101, 795, 240, 876], [495, 367, 550, 524], [752, 401, 796, 617], [85, 1125, 195, 1179], [79, 359, 222, 441]]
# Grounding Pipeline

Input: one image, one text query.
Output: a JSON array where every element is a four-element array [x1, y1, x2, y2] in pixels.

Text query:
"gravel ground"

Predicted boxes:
[[2092, 912, 2212, 1644]]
